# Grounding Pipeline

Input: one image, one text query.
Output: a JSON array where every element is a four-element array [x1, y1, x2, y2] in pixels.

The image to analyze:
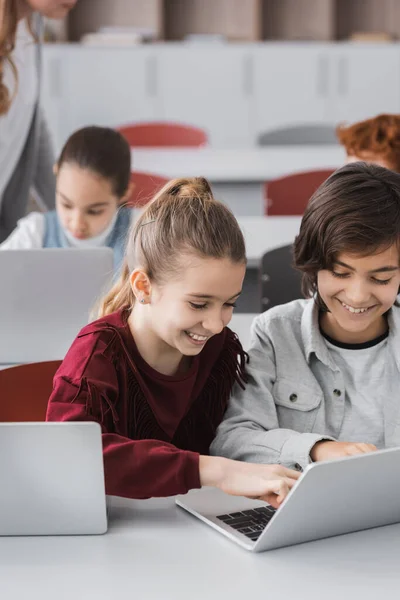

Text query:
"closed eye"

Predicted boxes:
[[372, 278, 392, 285]]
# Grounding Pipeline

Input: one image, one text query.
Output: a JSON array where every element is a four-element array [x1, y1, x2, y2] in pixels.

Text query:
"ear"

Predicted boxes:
[[130, 268, 152, 303], [119, 182, 135, 206]]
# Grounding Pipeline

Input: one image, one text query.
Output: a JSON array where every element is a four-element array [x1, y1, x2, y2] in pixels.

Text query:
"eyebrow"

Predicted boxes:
[[334, 260, 400, 274], [188, 291, 242, 301], [56, 190, 109, 209]]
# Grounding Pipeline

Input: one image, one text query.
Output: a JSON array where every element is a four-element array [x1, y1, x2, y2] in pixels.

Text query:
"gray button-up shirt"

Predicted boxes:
[[211, 299, 400, 470]]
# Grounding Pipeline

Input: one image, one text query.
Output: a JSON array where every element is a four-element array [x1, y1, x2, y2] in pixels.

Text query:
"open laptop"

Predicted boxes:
[[0, 422, 107, 536], [0, 248, 113, 363], [177, 447, 400, 552]]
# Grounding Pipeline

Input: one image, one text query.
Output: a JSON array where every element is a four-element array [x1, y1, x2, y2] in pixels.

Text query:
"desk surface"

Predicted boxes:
[[1, 494, 399, 600], [236, 216, 301, 264], [132, 145, 344, 182]]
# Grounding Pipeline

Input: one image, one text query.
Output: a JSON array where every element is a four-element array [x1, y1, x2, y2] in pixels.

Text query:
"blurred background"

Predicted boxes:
[[42, 0, 400, 152]]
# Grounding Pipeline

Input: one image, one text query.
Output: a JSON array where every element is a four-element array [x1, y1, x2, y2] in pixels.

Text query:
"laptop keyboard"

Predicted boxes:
[[216, 506, 277, 542]]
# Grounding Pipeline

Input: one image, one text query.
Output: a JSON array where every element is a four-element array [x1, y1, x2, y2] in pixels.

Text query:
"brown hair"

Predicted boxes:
[[97, 177, 246, 318], [57, 126, 131, 198], [336, 114, 400, 173], [294, 162, 400, 308], [0, 0, 19, 115]]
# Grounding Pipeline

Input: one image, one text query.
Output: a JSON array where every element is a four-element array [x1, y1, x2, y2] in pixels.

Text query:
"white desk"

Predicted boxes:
[[1, 494, 399, 600], [236, 216, 301, 266], [132, 146, 343, 182], [132, 146, 344, 216]]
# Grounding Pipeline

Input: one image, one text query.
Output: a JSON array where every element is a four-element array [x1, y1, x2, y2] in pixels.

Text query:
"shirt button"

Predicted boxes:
[[289, 393, 298, 402], [294, 463, 303, 471], [333, 389, 342, 397]]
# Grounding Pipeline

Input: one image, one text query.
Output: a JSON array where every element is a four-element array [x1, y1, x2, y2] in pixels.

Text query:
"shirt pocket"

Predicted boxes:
[[273, 378, 323, 433]]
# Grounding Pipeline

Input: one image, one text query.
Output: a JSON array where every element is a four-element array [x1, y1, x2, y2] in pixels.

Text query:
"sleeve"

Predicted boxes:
[[46, 336, 201, 499], [0, 212, 45, 249], [31, 109, 56, 211], [210, 316, 334, 470]]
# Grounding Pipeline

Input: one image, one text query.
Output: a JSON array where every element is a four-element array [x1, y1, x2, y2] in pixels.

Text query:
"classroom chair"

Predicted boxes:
[[260, 244, 303, 312], [127, 171, 169, 207], [118, 122, 208, 147], [258, 123, 337, 146], [264, 168, 335, 215], [0, 361, 61, 422]]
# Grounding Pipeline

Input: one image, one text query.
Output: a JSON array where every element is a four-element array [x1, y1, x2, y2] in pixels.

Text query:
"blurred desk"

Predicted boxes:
[[1, 494, 400, 600], [236, 216, 301, 267], [132, 146, 343, 215]]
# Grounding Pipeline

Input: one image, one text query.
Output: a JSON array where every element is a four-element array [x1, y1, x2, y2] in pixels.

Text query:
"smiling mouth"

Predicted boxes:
[[185, 331, 209, 343], [340, 301, 375, 315]]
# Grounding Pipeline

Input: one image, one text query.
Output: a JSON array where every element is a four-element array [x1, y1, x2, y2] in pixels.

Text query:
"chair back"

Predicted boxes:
[[260, 244, 303, 312], [118, 122, 208, 147], [258, 124, 337, 146], [0, 361, 61, 422], [265, 169, 335, 215], [128, 171, 169, 207]]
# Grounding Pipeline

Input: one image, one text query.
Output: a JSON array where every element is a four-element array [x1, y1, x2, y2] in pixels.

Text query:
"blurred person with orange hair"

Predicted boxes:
[[336, 114, 400, 173]]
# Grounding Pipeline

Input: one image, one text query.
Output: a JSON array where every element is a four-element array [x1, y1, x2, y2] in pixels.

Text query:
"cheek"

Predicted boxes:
[[317, 273, 340, 301]]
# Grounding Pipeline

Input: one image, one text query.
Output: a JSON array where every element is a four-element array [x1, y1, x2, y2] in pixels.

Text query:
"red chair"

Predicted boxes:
[[265, 169, 335, 216], [127, 171, 169, 207], [0, 361, 61, 422], [118, 122, 208, 147]]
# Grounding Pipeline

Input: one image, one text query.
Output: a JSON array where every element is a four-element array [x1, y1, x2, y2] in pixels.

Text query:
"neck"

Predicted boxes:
[[128, 309, 189, 376], [320, 311, 388, 345]]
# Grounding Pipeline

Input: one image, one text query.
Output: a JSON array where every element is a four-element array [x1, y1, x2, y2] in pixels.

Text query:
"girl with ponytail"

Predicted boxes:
[[47, 177, 299, 504]]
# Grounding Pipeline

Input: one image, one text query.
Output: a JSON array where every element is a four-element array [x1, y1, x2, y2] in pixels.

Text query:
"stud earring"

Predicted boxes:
[[140, 298, 145, 304]]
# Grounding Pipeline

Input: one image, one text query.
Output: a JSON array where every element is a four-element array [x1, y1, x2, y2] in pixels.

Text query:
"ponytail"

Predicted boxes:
[[95, 262, 134, 319]]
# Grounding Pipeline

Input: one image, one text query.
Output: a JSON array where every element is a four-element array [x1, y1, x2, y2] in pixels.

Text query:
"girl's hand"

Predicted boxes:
[[199, 456, 300, 508], [310, 440, 377, 462]]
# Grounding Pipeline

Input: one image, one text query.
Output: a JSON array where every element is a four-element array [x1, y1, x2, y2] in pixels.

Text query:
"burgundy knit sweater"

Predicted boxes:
[[46, 310, 247, 499]]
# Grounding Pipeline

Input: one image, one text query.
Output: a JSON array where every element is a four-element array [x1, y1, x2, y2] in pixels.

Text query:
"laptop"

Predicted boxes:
[[0, 422, 107, 536], [177, 447, 400, 552], [0, 248, 113, 363]]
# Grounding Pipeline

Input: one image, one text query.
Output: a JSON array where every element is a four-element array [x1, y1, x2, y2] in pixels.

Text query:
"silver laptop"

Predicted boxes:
[[0, 248, 113, 363], [0, 422, 107, 536], [177, 447, 400, 552]]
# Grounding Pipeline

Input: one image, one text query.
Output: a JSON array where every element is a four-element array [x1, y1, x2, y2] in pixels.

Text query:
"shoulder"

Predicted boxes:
[[58, 311, 129, 383], [0, 212, 45, 249], [255, 298, 309, 331]]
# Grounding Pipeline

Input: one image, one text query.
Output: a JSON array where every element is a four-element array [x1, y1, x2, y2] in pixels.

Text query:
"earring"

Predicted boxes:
[[140, 298, 145, 304]]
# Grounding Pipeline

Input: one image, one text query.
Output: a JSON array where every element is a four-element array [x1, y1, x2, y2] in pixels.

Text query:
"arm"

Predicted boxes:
[[46, 346, 201, 500], [31, 109, 56, 211], [0, 212, 45, 249], [210, 316, 333, 470], [46, 332, 300, 504]]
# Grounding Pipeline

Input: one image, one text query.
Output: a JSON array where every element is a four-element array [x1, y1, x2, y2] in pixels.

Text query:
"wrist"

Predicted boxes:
[[199, 455, 226, 488]]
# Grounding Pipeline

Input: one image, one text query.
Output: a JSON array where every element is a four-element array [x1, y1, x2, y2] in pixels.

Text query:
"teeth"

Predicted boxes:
[[187, 332, 208, 341], [341, 302, 369, 314]]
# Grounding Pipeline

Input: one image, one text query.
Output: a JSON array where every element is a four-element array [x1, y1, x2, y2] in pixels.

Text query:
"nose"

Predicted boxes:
[[202, 311, 225, 336], [346, 278, 371, 306], [70, 212, 87, 233]]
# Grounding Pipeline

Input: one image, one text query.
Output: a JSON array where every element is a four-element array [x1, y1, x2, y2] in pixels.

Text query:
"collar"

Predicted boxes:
[[301, 299, 400, 373], [300, 298, 338, 371]]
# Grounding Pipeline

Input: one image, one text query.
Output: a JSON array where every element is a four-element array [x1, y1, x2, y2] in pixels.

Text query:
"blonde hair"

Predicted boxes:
[[97, 177, 246, 318]]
